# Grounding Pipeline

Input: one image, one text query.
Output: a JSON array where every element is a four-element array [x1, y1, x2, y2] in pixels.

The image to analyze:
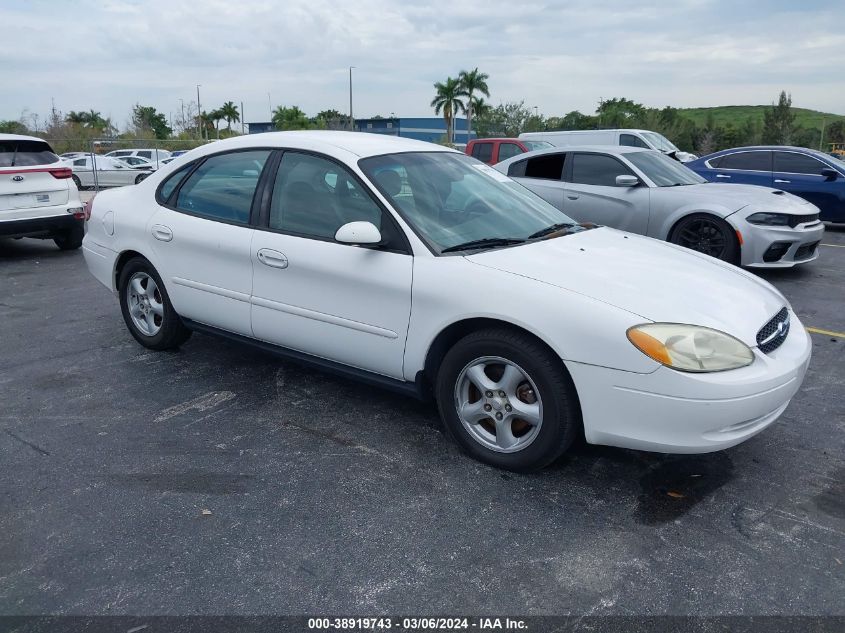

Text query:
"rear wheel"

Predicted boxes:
[[134, 172, 149, 185], [118, 257, 191, 350], [670, 213, 739, 264], [53, 223, 83, 250], [435, 328, 580, 472], [71, 174, 82, 189]]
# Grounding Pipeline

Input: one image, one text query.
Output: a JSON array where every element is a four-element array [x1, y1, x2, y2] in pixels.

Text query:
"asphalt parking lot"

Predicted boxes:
[[0, 228, 843, 617]]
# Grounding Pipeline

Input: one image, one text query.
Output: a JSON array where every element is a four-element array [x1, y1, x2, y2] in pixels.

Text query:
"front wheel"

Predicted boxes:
[[134, 172, 149, 185], [118, 257, 191, 350], [435, 328, 580, 472], [669, 213, 739, 264]]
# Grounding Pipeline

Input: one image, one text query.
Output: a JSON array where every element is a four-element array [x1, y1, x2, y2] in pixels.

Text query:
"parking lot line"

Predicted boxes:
[[806, 326, 845, 338], [820, 243, 845, 248]]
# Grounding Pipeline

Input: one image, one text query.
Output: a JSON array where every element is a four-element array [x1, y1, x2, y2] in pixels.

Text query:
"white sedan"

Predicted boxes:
[[82, 132, 811, 471], [67, 155, 151, 188]]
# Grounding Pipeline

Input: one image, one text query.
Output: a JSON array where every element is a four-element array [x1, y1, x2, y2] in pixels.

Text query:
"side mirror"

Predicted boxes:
[[335, 221, 382, 246], [821, 168, 839, 181], [616, 175, 640, 187]]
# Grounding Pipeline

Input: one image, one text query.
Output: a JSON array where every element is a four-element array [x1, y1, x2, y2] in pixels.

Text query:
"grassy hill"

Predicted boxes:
[[677, 105, 845, 133]]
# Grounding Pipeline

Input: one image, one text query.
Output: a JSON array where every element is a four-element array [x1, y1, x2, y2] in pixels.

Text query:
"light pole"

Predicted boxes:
[[180, 99, 185, 134], [196, 84, 203, 140], [241, 101, 245, 135], [268, 92, 272, 121], [349, 66, 355, 131]]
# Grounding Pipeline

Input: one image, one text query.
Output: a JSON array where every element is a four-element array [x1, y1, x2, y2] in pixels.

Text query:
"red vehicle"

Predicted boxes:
[[466, 138, 553, 165]]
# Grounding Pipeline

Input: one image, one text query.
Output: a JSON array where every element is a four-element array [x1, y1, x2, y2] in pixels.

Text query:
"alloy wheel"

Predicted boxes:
[[126, 272, 164, 336], [676, 218, 728, 258]]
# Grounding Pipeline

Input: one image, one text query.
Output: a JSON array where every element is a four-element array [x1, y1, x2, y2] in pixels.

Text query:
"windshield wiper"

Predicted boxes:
[[441, 237, 526, 253], [528, 222, 577, 239], [9, 143, 18, 167]]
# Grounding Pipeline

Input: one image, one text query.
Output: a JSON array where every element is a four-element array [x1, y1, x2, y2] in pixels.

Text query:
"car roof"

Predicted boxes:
[[0, 133, 51, 143], [698, 145, 837, 161], [187, 131, 455, 160]]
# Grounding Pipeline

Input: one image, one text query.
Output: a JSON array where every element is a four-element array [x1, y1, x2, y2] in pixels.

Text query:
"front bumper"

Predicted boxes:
[[734, 218, 825, 268], [566, 310, 812, 453], [0, 213, 84, 239]]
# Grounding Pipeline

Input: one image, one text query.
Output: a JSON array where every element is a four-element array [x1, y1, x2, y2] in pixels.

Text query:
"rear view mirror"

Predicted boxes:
[[616, 175, 640, 187], [335, 221, 382, 246], [821, 168, 839, 181]]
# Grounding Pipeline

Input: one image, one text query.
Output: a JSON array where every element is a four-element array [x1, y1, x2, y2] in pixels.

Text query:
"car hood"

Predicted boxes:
[[656, 183, 814, 213], [466, 228, 787, 346]]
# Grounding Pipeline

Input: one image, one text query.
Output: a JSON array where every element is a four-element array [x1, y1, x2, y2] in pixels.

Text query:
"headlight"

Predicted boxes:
[[746, 212, 791, 226], [627, 324, 754, 372]]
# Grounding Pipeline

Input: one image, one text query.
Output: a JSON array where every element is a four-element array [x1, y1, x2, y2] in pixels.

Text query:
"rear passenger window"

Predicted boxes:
[[158, 162, 195, 203], [138, 151, 152, 159], [773, 152, 826, 175], [522, 153, 565, 180], [620, 134, 649, 148], [497, 143, 524, 161], [570, 153, 633, 186], [507, 160, 527, 177], [718, 151, 771, 172], [471, 142, 494, 163], [175, 150, 270, 223]]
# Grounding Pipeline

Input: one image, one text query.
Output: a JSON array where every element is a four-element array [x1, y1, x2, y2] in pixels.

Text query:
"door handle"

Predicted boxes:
[[715, 174, 731, 179], [257, 248, 288, 269], [774, 179, 791, 184], [567, 195, 580, 200], [151, 224, 173, 242]]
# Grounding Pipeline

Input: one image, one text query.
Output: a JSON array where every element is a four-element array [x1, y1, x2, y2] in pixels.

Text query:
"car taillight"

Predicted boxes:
[[50, 167, 73, 179], [83, 196, 95, 221]]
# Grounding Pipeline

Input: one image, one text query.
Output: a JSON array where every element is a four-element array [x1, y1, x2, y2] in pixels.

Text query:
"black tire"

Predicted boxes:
[[669, 213, 739, 264], [71, 174, 82, 190], [134, 172, 149, 185], [118, 257, 191, 350], [53, 223, 84, 250], [435, 328, 581, 472]]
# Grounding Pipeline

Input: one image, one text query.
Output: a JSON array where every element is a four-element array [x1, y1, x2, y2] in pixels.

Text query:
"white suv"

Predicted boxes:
[[1, 134, 86, 250]]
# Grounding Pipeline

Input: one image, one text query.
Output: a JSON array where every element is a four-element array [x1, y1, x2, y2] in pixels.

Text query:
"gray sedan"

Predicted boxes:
[[494, 145, 825, 267]]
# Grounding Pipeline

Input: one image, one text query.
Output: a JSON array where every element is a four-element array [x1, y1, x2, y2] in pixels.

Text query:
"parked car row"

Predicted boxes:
[[79, 131, 812, 472]]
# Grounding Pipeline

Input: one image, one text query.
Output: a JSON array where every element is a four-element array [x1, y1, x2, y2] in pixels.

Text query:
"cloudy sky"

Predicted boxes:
[[2, 0, 843, 128]]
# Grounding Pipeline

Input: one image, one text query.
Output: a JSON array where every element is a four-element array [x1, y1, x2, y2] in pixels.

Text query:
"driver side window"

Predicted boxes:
[[269, 152, 384, 241]]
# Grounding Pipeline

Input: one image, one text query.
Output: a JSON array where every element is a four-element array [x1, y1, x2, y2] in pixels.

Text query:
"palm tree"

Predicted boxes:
[[220, 101, 240, 131], [458, 68, 490, 140], [431, 77, 466, 144], [272, 105, 310, 131], [209, 108, 224, 138]]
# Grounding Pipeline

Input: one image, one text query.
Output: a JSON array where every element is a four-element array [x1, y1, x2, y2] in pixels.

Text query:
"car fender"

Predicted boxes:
[[650, 196, 741, 240]]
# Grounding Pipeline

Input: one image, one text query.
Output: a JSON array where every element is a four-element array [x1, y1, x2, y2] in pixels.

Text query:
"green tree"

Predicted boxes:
[[132, 105, 172, 139], [272, 105, 311, 130], [597, 97, 645, 127], [209, 108, 224, 138], [431, 77, 466, 143], [826, 120, 845, 144], [458, 68, 490, 140], [762, 91, 796, 145], [0, 120, 30, 134], [219, 101, 240, 132]]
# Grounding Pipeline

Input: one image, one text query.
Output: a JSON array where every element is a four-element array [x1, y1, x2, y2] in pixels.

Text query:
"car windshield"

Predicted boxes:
[[626, 151, 707, 187], [641, 132, 680, 153], [523, 141, 553, 151], [359, 152, 582, 254]]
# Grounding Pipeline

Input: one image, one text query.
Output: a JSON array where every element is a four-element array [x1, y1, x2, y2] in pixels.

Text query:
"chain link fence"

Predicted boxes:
[[45, 138, 212, 192]]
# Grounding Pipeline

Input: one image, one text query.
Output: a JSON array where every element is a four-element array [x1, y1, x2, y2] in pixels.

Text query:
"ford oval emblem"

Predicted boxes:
[[12, 175, 24, 182]]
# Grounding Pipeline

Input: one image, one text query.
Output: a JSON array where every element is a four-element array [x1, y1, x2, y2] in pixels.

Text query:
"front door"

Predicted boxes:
[[250, 150, 413, 379], [563, 152, 651, 234]]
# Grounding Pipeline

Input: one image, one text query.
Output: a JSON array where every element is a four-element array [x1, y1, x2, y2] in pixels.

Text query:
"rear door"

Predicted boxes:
[[708, 150, 772, 187], [505, 152, 566, 209], [772, 150, 843, 220], [148, 149, 272, 336], [563, 152, 650, 234]]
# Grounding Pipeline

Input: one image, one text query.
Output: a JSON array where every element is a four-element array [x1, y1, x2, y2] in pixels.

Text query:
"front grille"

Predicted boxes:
[[757, 307, 790, 354], [795, 241, 820, 260], [788, 213, 819, 227]]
